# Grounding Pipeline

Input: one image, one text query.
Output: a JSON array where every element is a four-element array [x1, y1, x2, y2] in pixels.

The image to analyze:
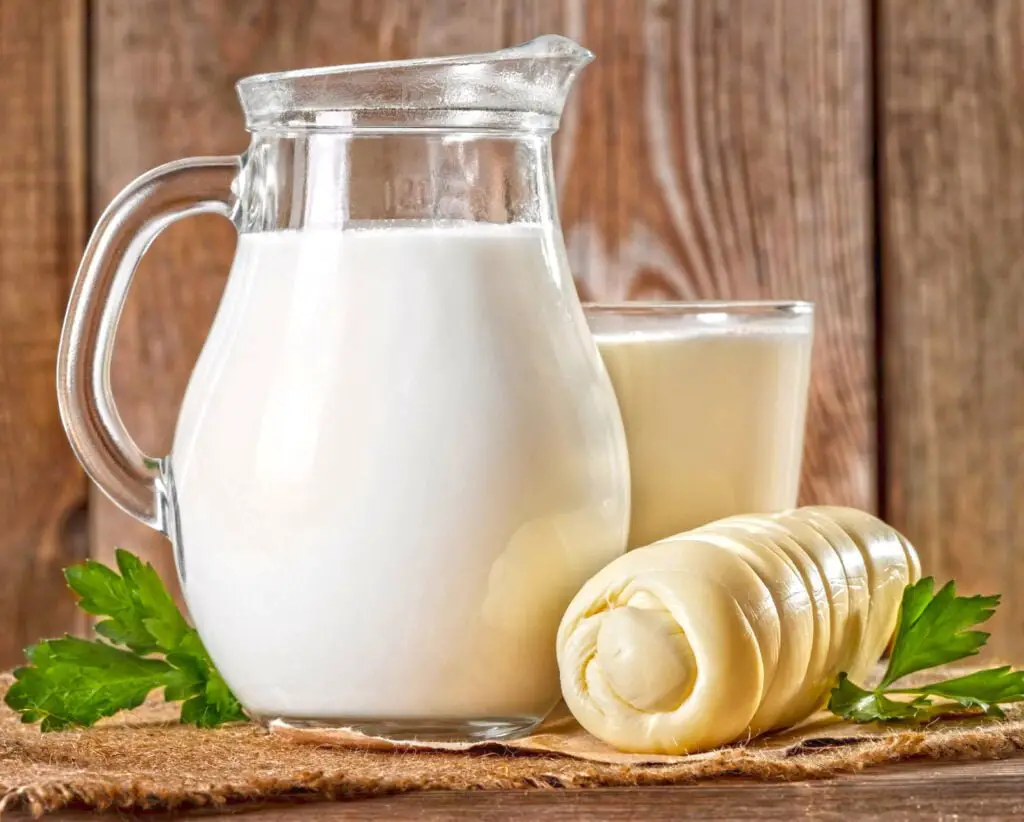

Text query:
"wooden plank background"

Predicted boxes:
[[0, 0, 88, 665], [0, 0, 1020, 667], [881, 0, 1024, 659]]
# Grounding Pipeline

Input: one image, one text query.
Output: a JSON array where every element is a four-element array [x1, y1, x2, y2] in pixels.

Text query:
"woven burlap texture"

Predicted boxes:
[[3, 672, 1024, 816]]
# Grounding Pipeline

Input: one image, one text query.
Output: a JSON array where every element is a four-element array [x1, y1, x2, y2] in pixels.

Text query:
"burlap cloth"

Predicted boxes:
[[2, 671, 1023, 816]]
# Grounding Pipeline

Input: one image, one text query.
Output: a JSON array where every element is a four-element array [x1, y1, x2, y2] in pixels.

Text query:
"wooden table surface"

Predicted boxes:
[[9, 754, 1022, 821]]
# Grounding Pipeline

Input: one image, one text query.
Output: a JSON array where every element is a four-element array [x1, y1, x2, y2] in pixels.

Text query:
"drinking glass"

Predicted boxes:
[[585, 302, 814, 549]]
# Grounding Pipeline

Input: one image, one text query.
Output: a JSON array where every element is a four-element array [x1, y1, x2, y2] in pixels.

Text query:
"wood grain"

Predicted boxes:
[[0, 0, 88, 667], [560, 0, 875, 511], [91, 0, 873, 605], [881, 0, 1024, 659], [24, 756, 1024, 820]]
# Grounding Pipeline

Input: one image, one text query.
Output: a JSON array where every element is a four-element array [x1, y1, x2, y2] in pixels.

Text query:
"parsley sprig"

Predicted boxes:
[[828, 577, 1024, 722], [4, 550, 246, 731]]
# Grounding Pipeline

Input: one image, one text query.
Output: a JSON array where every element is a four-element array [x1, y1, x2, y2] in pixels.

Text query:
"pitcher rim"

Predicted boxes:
[[235, 35, 594, 132], [237, 39, 595, 92]]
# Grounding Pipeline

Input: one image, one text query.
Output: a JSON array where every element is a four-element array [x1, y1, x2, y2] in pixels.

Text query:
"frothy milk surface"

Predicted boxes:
[[594, 318, 812, 549], [171, 224, 629, 724]]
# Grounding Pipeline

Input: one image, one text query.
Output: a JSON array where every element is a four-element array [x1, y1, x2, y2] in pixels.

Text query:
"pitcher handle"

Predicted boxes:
[[57, 156, 241, 534]]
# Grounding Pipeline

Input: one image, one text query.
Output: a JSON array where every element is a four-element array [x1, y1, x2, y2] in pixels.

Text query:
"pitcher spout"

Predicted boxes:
[[514, 33, 596, 68], [489, 34, 594, 119]]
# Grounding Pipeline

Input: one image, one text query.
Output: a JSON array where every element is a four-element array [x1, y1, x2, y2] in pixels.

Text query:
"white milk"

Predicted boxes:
[[593, 320, 812, 549], [170, 224, 628, 730]]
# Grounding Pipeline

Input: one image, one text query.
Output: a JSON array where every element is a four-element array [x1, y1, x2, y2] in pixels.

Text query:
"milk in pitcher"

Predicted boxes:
[[171, 223, 628, 728]]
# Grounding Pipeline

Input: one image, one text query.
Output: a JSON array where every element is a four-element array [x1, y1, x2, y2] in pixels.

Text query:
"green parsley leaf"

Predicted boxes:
[[882, 578, 999, 687], [828, 673, 929, 722], [908, 667, 1024, 717], [829, 577, 1024, 724], [4, 637, 173, 731], [167, 630, 247, 727], [65, 559, 159, 654], [114, 549, 191, 653], [4, 550, 247, 731]]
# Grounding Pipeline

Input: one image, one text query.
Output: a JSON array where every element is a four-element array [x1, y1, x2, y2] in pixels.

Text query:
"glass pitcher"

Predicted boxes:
[[57, 36, 630, 740]]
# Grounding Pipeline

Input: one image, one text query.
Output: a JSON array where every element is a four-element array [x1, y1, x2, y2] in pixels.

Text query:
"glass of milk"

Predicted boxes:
[[585, 302, 814, 549], [57, 38, 630, 741]]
